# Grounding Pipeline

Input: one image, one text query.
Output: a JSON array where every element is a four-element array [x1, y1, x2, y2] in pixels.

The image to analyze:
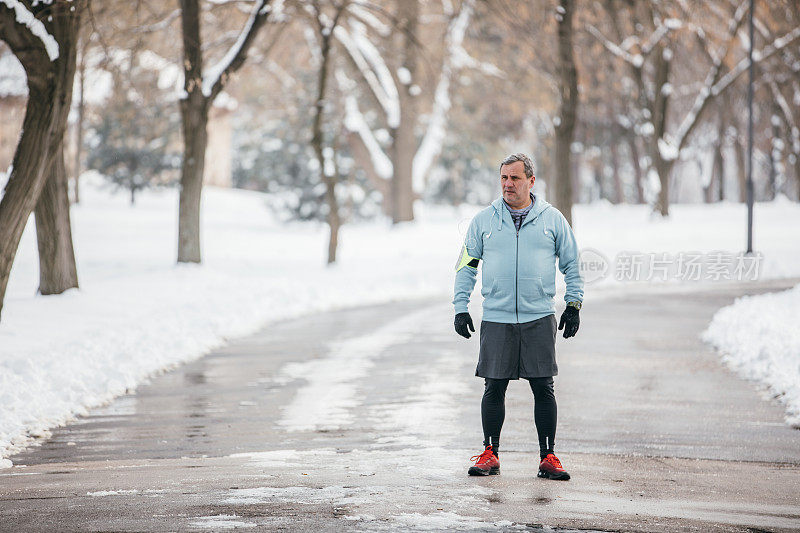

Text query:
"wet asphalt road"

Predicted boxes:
[[2, 278, 800, 532]]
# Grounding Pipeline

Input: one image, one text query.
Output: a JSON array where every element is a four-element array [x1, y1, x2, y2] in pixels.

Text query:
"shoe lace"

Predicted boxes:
[[470, 447, 494, 464], [546, 454, 563, 469]]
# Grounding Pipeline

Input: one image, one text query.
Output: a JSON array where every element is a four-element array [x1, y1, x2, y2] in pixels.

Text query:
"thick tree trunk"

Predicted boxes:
[[593, 164, 603, 202], [0, 86, 59, 318], [768, 103, 781, 200], [651, 46, 672, 217], [311, 9, 342, 264], [176, 0, 270, 263], [554, 0, 578, 225], [178, 0, 207, 264], [35, 144, 78, 294], [609, 139, 623, 203], [718, 149, 725, 202], [0, 1, 82, 320], [714, 115, 726, 202], [795, 151, 800, 201], [708, 136, 724, 203], [654, 157, 673, 216], [735, 130, 747, 203], [73, 42, 85, 205], [324, 161, 341, 264], [389, 0, 419, 224], [178, 96, 209, 263], [390, 121, 415, 223], [626, 133, 644, 204]]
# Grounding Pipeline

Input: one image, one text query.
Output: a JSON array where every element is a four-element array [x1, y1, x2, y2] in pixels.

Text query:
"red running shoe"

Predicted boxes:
[[538, 453, 570, 480], [468, 446, 499, 476]]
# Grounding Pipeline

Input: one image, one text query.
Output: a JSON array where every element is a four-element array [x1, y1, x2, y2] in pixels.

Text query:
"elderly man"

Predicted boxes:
[[453, 153, 584, 480]]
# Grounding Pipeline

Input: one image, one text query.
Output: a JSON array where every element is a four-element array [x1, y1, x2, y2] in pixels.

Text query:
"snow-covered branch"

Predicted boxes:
[[0, 0, 59, 61], [349, 2, 389, 37], [588, 14, 682, 72], [132, 9, 181, 34], [202, 0, 275, 99], [334, 21, 400, 128], [336, 0, 477, 193], [712, 24, 800, 98], [412, 0, 473, 192], [639, 19, 681, 57], [343, 94, 393, 180], [669, 9, 800, 154], [769, 81, 800, 156], [670, 1, 748, 152], [586, 24, 642, 68]]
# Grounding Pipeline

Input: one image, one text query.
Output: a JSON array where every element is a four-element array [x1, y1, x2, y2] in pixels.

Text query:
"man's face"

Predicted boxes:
[[500, 161, 534, 208]]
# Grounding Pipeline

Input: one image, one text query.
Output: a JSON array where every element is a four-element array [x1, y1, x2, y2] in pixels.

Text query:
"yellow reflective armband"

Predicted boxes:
[[455, 245, 480, 272]]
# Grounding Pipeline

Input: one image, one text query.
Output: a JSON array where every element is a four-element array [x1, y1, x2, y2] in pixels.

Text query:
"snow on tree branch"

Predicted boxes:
[[669, 1, 748, 153], [0, 0, 59, 61], [334, 21, 400, 128], [769, 81, 800, 156], [349, 2, 389, 37], [343, 93, 393, 180], [712, 24, 800, 98], [669, 11, 800, 158], [639, 22, 670, 57], [586, 24, 642, 68], [412, 0, 473, 192], [133, 9, 181, 34], [202, 0, 275, 99], [589, 15, 683, 71]]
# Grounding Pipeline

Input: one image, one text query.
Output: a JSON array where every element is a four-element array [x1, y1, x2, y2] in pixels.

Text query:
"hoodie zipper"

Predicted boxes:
[[514, 203, 543, 324], [515, 228, 519, 323], [501, 196, 543, 324]]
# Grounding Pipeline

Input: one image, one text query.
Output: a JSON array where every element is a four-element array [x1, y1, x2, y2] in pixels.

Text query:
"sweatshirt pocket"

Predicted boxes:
[[483, 277, 515, 312], [518, 276, 548, 312]]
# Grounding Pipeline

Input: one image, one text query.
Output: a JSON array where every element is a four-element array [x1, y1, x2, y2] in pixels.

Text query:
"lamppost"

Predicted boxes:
[[746, 0, 755, 254]]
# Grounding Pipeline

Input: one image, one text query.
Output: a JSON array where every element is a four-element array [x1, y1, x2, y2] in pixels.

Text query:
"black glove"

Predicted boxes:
[[558, 306, 580, 338], [454, 312, 475, 339]]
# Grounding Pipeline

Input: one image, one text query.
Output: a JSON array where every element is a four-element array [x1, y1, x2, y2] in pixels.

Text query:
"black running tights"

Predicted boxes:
[[481, 377, 556, 457]]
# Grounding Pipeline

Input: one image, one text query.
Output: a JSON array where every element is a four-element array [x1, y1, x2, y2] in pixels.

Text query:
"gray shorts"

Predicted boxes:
[[477, 314, 558, 379]]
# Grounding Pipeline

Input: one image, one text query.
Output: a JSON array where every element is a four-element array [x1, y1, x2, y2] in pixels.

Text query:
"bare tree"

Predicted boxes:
[[337, 0, 477, 223], [553, 0, 578, 224], [177, 0, 274, 263], [388, 0, 418, 223], [590, 0, 800, 215], [71, 34, 88, 205], [35, 143, 79, 295], [0, 0, 84, 320], [308, 0, 350, 263]]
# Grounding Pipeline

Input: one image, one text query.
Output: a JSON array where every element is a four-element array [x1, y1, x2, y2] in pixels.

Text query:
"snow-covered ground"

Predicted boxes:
[[1, 176, 799, 464], [703, 284, 800, 428]]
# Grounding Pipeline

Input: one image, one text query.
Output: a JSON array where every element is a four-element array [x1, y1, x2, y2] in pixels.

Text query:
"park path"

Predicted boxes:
[[2, 278, 800, 532]]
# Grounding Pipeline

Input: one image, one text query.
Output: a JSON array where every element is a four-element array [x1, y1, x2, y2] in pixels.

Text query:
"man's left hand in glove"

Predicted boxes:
[[454, 312, 475, 339]]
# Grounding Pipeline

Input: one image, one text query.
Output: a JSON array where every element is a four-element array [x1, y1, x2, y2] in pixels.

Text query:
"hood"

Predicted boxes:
[[489, 193, 551, 232]]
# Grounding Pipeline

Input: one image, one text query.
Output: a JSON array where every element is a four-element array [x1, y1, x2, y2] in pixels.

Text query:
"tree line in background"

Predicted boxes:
[[0, 0, 799, 320]]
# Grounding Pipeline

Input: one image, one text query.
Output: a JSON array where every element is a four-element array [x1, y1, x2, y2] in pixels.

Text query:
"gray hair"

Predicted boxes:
[[499, 153, 535, 178]]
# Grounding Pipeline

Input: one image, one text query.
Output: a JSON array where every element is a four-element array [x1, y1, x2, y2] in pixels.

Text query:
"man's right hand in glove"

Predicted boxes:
[[454, 312, 475, 339]]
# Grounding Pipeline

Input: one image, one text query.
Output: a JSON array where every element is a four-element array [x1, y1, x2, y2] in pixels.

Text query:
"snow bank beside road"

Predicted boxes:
[[1, 178, 800, 464], [702, 284, 800, 427], [0, 180, 462, 463]]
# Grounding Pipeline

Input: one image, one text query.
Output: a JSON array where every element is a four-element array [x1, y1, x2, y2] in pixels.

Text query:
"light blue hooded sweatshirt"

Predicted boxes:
[[453, 194, 584, 324]]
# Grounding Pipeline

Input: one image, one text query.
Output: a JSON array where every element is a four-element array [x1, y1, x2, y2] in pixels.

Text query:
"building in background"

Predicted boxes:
[[0, 48, 26, 175], [204, 92, 236, 189]]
